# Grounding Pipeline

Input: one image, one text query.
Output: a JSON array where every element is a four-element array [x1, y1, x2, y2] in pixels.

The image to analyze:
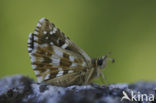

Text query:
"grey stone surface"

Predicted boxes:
[[0, 75, 155, 103]]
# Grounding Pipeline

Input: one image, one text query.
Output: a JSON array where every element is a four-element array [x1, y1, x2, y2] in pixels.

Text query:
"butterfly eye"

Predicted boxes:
[[97, 59, 103, 66]]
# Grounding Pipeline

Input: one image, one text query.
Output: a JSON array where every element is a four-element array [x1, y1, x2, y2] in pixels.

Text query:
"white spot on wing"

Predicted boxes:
[[51, 55, 60, 66], [28, 48, 32, 51], [43, 31, 47, 34], [34, 36, 38, 41], [50, 27, 57, 35], [39, 18, 45, 23], [50, 31, 53, 35], [53, 27, 57, 33], [68, 70, 74, 73], [31, 48, 37, 54], [28, 37, 31, 43], [34, 42, 38, 47], [61, 43, 68, 49], [31, 56, 36, 62], [44, 74, 50, 80], [32, 65, 37, 69], [54, 49, 63, 57], [56, 71, 64, 77], [37, 76, 42, 83], [34, 31, 38, 35], [28, 33, 32, 38], [69, 56, 75, 62], [34, 70, 40, 75], [50, 42, 54, 45], [37, 23, 41, 27]]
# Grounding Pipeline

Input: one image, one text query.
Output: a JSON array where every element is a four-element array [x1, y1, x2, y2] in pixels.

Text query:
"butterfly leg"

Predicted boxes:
[[99, 72, 108, 85], [84, 68, 95, 85]]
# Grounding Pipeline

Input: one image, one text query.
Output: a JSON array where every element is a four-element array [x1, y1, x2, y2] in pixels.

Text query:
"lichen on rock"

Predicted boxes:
[[0, 75, 155, 103]]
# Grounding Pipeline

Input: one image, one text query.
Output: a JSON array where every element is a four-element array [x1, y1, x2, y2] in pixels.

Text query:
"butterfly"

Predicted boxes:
[[28, 18, 113, 86]]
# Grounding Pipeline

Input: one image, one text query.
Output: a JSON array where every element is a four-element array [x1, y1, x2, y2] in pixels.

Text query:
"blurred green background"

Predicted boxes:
[[0, 0, 156, 84]]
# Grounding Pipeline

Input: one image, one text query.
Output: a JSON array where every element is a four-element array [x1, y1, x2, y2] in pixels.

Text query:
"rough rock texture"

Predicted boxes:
[[0, 75, 155, 103]]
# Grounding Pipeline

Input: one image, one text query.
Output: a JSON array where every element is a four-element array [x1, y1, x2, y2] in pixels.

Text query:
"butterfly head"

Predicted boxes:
[[96, 56, 107, 69], [93, 55, 115, 69]]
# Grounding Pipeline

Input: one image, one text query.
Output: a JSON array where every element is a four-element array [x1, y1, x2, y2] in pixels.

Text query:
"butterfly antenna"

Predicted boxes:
[[107, 52, 115, 63]]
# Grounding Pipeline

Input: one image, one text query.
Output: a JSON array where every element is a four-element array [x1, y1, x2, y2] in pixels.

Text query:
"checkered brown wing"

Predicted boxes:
[[28, 18, 92, 85]]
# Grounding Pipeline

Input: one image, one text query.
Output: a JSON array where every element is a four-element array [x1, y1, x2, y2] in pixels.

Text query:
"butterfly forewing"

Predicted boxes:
[[28, 18, 91, 84]]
